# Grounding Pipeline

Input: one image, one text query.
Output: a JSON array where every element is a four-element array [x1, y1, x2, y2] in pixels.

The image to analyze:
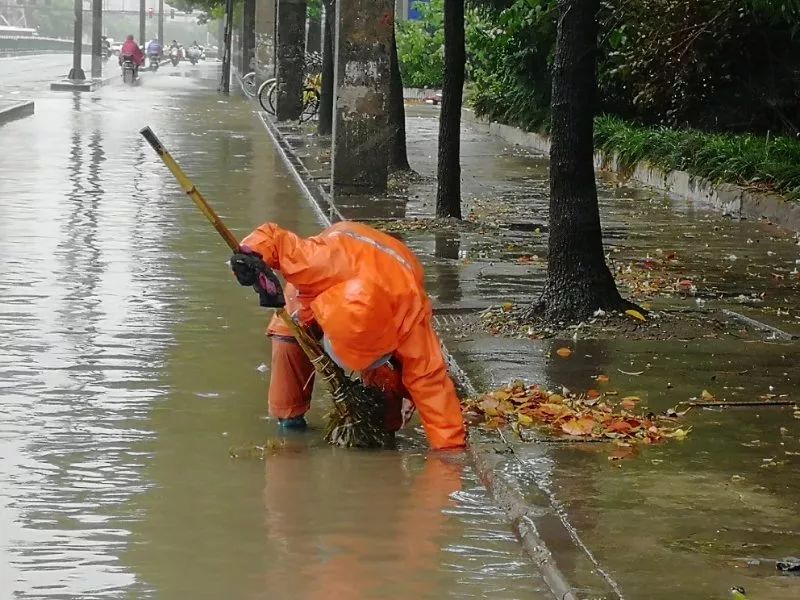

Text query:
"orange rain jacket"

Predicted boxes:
[[241, 221, 466, 449]]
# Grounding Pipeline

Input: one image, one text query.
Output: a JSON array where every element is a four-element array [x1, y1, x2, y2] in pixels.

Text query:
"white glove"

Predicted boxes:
[[400, 398, 416, 428]]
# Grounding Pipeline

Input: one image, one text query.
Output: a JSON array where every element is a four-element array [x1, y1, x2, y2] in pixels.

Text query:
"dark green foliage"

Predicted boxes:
[[467, 0, 556, 131], [597, 0, 800, 133], [595, 116, 800, 198], [428, 0, 800, 135], [396, 0, 445, 87]]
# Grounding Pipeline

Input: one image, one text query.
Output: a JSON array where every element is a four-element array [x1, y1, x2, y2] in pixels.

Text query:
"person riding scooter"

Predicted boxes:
[[119, 34, 145, 75], [146, 39, 162, 59]]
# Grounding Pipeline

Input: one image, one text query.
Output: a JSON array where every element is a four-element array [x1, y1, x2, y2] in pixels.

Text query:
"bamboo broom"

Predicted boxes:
[[140, 126, 392, 448]]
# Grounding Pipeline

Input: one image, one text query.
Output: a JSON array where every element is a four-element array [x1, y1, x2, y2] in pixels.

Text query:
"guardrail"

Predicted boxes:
[[0, 36, 90, 56]]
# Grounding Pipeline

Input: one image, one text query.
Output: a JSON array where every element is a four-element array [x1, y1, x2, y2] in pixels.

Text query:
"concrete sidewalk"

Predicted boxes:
[[0, 100, 34, 125], [259, 105, 800, 600]]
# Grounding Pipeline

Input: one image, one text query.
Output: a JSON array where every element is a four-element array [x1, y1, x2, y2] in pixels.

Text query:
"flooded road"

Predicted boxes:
[[0, 61, 546, 598]]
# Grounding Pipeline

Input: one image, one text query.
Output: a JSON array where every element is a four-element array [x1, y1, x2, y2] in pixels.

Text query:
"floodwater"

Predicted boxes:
[[384, 108, 800, 599], [234, 102, 800, 598], [0, 58, 547, 598]]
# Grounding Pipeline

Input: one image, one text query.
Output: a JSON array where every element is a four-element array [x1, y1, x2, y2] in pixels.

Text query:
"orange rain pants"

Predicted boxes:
[[241, 220, 466, 450]]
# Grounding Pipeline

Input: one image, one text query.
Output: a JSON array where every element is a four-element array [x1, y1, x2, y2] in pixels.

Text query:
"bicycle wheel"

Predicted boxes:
[[241, 72, 257, 97], [258, 78, 276, 114], [267, 81, 278, 115], [299, 88, 320, 123]]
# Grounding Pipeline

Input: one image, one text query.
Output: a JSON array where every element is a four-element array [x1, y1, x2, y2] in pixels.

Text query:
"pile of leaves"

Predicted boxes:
[[613, 252, 698, 299], [463, 381, 691, 446]]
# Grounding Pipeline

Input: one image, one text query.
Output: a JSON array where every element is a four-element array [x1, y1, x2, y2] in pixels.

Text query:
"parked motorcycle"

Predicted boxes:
[[121, 56, 137, 84], [170, 47, 180, 67], [148, 54, 160, 71]]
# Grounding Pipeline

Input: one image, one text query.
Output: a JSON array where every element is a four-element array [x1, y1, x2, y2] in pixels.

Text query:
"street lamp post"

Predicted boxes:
[[68, 0, 86, 80], [158, 0, 164, 43], [139, 0, 146, 44], [91, 0, 102, 78]]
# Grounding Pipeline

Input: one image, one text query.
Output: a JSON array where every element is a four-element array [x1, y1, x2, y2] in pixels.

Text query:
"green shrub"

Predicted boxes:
[[595, 116, 800, 198], [396, 0, 445, 88], [466, 0, 556, 131]]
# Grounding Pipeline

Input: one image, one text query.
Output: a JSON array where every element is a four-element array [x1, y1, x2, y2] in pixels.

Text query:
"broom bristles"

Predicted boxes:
[[284, 317, 391, 448], [324, 379, 394, 448]]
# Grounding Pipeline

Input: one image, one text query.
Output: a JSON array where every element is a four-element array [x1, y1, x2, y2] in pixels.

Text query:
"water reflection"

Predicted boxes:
[[1, 60, 548, 599], [262, 451, 464, 597], [432, 232, 463, 306]]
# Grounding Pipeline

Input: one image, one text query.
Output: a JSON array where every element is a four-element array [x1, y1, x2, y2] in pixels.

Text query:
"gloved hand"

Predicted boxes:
[[230, 247, 285, 308], [230, 249, 265, 286]]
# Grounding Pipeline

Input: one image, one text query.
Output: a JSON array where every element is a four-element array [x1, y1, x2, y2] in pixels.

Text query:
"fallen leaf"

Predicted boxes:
[[479, 397, 500, 416], [701, 390, 715, 401], [517, 414, 534, 427], [502, 302, 514, 312], [595, 374, 610, 383], [561, 416, 596, 436], [621, 398, 637, 410], [587, 389, 601, 399], [556, 347, 573, 358], [493, 389, 512, 402], [604, 421, 633, 434], [664, 427, 691, 440], [625, 309, 647, 322]]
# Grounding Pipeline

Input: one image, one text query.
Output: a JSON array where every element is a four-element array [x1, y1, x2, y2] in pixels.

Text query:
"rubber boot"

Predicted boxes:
[[277, 416, 307, 430]]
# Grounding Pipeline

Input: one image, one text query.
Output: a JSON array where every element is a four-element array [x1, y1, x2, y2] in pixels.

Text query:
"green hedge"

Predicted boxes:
[[595, 116, 800, 198]]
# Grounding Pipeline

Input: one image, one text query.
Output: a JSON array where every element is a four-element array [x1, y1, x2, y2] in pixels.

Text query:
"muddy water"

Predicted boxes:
[[381, 108, 800, 599], [0, 62, 545, 598]]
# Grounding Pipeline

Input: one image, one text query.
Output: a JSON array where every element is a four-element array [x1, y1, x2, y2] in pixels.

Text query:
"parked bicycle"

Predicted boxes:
[[242, 52, 322, 123]]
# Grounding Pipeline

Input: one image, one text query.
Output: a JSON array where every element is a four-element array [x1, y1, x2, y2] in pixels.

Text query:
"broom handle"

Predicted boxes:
[[140, 126, 242, 253], [139, 126, 338, 385]]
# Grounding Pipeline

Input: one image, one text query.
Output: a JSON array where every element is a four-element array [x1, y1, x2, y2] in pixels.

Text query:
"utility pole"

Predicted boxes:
[[158, 0, 164, 43], [220, 0, 234, 93], [68, 0, 85, 80], [91, 0, 102, 78], [139, 0, 146, 44], [242, 0, 255, 74]]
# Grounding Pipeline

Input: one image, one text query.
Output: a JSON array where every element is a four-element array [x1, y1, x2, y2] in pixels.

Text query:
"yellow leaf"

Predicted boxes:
[[556, 347, 572, 358], [625, 309, 647, 322], [502, 302, 514, 312], [701, 390, 715, 401], [493, 389, 512, 402], [517, 414, 534, 427], [665, 427, 691, 440]]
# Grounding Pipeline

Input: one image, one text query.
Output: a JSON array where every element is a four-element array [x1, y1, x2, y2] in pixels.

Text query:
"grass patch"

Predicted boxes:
[[594, 116, 800, 199]]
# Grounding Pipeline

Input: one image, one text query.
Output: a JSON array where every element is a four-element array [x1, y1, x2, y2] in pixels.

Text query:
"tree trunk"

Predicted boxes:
[[435, 0, 464, 219], [306, 14, 322, 54], [276, 0, 307, 121], [538, 0, 629, 323], [388, 26, 411, 172], [318, 0, 335, 135]]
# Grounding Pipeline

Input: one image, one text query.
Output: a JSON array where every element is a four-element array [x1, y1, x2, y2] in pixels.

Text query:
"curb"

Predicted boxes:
[[0, 100, 34, 126], [253, 109, 621, 600], [50, 73, 115, 92], [462, 108, 800, 234]]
